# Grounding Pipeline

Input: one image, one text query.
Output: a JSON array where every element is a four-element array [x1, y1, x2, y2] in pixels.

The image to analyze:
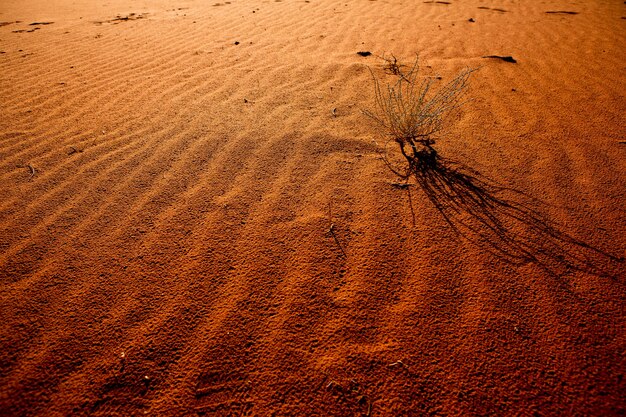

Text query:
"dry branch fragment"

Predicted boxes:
[[482, 55, 517, 63], [327, 201, 347, 257]]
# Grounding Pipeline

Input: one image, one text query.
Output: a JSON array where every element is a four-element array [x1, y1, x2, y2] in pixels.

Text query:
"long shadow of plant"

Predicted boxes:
[[365, 56, 623, 278], [408, 147, 622, 277]]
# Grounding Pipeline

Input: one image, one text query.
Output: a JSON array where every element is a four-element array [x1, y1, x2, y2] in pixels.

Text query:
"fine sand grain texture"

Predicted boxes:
[[1, 0, 625, 415]]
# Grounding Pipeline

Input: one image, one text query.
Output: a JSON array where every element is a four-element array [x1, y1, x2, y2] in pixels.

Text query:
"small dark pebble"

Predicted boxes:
[[234, 41, 240, 45], [357, 51, 371, 57], [468, 18, 475, 22]]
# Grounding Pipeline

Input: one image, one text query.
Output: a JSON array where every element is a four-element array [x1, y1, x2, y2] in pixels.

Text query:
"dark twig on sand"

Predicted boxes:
[[327, 201, 347, 257], [545, 11, 579, 15], [482, 55, 517, 63]]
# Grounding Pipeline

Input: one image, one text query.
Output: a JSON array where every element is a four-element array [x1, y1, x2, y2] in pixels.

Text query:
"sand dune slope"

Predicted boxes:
[[1, 0, 625, 415]]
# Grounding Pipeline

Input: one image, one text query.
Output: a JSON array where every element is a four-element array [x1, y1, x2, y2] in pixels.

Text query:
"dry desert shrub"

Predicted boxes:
[[363, 57, 623, 276], [364, 57, 475, 178]]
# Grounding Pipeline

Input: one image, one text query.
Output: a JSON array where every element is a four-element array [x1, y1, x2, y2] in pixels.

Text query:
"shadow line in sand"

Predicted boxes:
[[399, 147, 623, 278]]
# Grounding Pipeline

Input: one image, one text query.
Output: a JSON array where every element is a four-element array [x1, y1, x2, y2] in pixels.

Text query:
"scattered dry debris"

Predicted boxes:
[[94, 13, 147, 25], [29, 21, 54, 26], [424, 1, 451, 4], [0, 21, 22, 27], [331, 107, 337, 117], [482, 55, 517, 63], [545, 11, 579, 15], [391, 182, 411, 189], [111, 13, 145, 22]]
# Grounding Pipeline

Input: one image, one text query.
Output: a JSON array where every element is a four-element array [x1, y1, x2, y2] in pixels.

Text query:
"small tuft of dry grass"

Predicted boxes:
[[364, 56, 475, 178]]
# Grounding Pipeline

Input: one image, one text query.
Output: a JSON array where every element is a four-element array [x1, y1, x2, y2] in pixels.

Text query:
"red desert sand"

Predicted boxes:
[[1, 0, 625, 415]]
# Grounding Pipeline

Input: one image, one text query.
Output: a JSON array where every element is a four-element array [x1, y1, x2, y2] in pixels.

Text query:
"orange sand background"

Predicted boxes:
[[1, 0, 625, 415]]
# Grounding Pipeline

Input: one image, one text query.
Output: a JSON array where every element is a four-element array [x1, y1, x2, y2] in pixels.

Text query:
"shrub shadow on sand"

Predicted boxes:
[[403, 147, 623, 278]]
